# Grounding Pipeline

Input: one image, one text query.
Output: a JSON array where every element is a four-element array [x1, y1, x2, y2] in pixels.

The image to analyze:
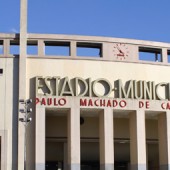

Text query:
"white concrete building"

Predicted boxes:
[[1, 0, 170, 170]]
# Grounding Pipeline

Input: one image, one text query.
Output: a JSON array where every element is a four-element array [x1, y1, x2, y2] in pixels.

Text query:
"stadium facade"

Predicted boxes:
[[1, 0, 170, 170]]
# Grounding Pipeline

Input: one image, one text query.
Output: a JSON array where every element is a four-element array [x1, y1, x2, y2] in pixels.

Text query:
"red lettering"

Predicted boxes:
[[58, 98, 66, 106], [107, 100, 112, 107], [54, 98, 58, 106], [41, 98, 46, 105], [161, 102, 165, 109], [161, 102, 170, 110], [139, 101, 150, 109], [47, 98, 52, 105], [146, 101, 150, 109], [88, 99, 93, 106], [139, 101, 144, 108], [100, 99, 105, 107], [94, 99, 99, 106], [167, 103, 170, 110], [120, 100, 127, 108], [113, 100, 118, 107], [80, 99, 87, 106], [36, 98, 40, 105]]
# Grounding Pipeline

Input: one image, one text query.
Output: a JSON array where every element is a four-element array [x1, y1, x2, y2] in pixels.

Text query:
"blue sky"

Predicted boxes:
[[1, 0, 170, 43]]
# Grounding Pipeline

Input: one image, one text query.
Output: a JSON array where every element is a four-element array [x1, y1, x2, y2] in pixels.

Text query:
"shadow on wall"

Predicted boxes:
[[26, 77, 36, 170], [12, 58, 19, 170]]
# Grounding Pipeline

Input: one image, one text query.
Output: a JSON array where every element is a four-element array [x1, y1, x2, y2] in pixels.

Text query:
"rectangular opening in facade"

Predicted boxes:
[[146, 113, 159, 169], [114, 115, 130, 169], [0, 69, 3, 75], [0, 40, 3, 55], [77, 42, 102, 57], [80, 109, 100, 170], [45, 41, 70, 56], [27, 41, 38, 55], [46, 109, 67, 170], [167, 50, 170, 63], [10, 41, 19, 55], [139, 47, 162, 62]]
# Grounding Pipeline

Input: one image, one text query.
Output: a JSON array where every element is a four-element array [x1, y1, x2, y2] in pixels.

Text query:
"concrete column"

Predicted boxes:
[[162, 48, 168, 63], [67, 107, 80, 170], [3, 39, 10, 56], [70, 41, 76, 57], [130, 110, 146, 170], [19, 0, 27, 91], [99, 108, 114, 170], [18, 0, 28, 169], [158, 112, 170, 170], [35, 107, 46, 170], [102, 43, 112, 60], [38, 40, 45, 56]]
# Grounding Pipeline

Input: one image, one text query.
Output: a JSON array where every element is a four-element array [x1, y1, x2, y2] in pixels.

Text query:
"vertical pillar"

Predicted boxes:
[[19, 0, 27, 92], [67, 107, 80, 170], [162, 48, 168, 63], [102, 43, 113, 61], [3, 39, 10, 56], [35, 107, 46, 170], [158, 112, 170, 170], [18, 0, 28, 169], [70, 41, 76, 58], [99, 108, 114, 170], [38, 40, 45, 56], [130, 110, 146, 170]]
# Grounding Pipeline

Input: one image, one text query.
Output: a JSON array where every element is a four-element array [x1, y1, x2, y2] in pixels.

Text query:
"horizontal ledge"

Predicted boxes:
[[0, 33, 170, 48], [46, 137, 158, 144]]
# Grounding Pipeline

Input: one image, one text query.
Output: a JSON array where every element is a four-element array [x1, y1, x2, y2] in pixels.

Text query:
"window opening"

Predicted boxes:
[[45, 41, 70, 56], [167, 50, 170, 63], [27, 41, 38, 55], [0, 40, 3, 55], [77, 42, 102, 57], [146, 118, 159, 170], [46, 110, 67, 170], [139, 47, 162, 62], [0, 69, 3, 74], [80, 111, 100, 170], [114, 117, 130, 169], [10, 41, 19, 55]]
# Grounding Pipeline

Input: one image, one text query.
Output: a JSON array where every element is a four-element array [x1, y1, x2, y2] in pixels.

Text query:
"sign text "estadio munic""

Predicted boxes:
[[36, 76, 170, 100]]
